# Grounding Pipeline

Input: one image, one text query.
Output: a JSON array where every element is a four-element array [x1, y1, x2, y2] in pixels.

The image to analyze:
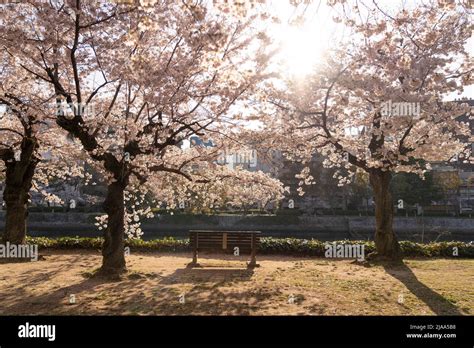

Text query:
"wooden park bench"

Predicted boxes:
[[188, 230, 261, 268]]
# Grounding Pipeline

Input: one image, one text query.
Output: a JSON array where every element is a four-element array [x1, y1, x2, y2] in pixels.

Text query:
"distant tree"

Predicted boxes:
[[433, 170, 462, 213], [390, 172, 443, 207], [347, 171, 372, 213]]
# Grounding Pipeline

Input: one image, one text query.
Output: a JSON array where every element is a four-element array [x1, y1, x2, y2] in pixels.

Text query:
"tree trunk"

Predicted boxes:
[[99, 180, 127, 275], [368, 169, 402, 260], [2, 139, 38, 245], [3, 184, 29, 245]]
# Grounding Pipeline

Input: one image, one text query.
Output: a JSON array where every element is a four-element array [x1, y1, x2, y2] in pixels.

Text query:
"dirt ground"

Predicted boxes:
[[0, 250, 472, 315]]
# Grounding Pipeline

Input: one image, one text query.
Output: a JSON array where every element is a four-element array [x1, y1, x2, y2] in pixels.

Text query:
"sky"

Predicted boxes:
[[265, 0, 473, 99]]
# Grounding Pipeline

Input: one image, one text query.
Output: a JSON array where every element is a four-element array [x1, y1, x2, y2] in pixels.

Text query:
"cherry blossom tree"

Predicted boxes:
[[0, 61, 83, 244], [0, 0, 275, 274], [263, 0, 473, 260], [150, 164, 285, 215]]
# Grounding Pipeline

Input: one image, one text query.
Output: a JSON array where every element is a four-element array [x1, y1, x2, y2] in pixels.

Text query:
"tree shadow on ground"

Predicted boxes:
[[160, 267, 255, 285], [382, 261, 463, 315], [150, 266, 269, 314], [0, 271, 115, 315], [0, 254, 85, 293], [0, 261, 275, 315]]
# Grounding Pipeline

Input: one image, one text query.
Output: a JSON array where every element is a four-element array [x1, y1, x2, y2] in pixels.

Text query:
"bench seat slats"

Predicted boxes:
[[189, 230, 260, 267], [189, 237, 258, 242]]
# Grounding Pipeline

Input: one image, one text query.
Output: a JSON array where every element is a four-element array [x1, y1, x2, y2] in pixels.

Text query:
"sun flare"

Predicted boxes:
[[278, 26, 328, 77]]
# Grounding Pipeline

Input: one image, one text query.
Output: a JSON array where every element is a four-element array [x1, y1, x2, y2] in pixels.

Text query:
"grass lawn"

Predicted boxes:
[[0, 250, 472, 315]]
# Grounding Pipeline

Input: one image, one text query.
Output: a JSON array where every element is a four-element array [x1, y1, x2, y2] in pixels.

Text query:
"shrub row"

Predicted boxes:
[[26, 236, 189, 252], [25, 236, 474, 258], [260, 239, 474, 257]]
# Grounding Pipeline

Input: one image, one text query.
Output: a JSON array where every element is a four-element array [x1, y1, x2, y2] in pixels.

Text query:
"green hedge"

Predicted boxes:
[[25, 236, 189, 252], [259, 239, 474, 257], [24, 236, 474, 258]]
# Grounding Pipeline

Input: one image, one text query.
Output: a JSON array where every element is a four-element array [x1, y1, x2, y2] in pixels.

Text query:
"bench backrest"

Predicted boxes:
[[189, 230, 260, 254]]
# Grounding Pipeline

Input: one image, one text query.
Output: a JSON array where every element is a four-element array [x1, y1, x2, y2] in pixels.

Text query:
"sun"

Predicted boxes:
[[277, 25, 328, 78], [268, 0, 337, 78]]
